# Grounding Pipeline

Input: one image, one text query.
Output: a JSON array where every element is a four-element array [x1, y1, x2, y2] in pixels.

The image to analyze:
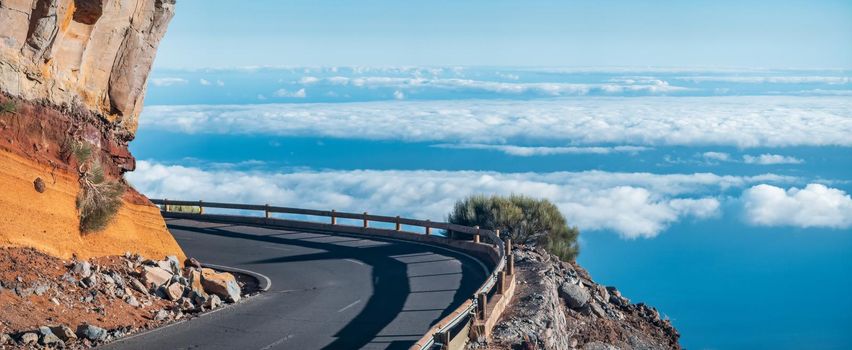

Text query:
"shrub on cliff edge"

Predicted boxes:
[[448, 194, 579, 261], [71, 141, 126, 233]]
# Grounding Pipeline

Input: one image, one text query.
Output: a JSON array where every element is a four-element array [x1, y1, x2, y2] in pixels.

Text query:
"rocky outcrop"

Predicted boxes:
[[483, 246, 680, 350], [0, 0, 181, 261], [0, 0, 176, 126], [0, 247, 251, 348]]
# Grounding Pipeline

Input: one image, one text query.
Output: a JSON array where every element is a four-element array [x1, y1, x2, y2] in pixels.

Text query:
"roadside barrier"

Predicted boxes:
[[150, 199, 516, 350]]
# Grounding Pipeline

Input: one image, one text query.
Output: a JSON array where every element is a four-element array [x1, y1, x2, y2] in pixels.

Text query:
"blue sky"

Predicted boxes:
[[137, 2, 852, 348], [155, 0, 852, 69]]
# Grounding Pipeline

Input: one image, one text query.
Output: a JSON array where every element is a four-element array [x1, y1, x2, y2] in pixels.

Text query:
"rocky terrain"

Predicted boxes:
[[482, 246, 680, 350], [0, 247, 252, 349]]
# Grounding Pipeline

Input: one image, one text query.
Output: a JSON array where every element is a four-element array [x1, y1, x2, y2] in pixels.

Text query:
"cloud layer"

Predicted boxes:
[[140, 96, 852, 148], [297, 76, 687, 96], [742, 154, 804, 165], [432, 144, 650, 156], [128, 161, 802, 239], [743, 184, 852, 229]]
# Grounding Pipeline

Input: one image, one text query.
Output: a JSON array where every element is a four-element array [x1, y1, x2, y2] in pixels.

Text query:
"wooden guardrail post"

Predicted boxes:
[[505, 237, 512, 255], [497, 271, 506, 294], [477, 293, 488, 320], [474, 226, 481, 243], [434, 331, 450, 350], [331, 210, 336, 225], [363, 212, 369, 228], [198, 200, 204, 214], [425, 220, 431, 235], [163, 198, 169, 212], [264, 204, 270, 218], [395, 216, 401, 231]]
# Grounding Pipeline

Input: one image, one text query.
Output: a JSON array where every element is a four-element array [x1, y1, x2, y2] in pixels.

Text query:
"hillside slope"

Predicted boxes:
[[484, 246, 680, 350], [0, 0, 182, 260]]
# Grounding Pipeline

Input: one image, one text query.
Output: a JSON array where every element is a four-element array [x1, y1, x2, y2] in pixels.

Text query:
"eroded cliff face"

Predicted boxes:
[[0, 0, 175, 127], [0, 0, 183, 261]]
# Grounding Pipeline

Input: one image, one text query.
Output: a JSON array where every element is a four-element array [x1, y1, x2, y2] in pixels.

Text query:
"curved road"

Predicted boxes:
[[103, 217, 488, 350]]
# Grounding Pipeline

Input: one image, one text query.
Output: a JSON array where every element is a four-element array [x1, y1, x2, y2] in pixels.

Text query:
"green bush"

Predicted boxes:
[[72, 141, 125, 233], [165, 205, 202, 214], [448, 194, 579, 261]]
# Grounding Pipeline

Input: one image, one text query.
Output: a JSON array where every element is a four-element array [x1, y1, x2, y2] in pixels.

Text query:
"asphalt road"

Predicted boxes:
[[102, 217, 488, 350]]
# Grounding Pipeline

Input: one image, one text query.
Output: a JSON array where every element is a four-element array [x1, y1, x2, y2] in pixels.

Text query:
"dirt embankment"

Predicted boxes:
[[0, 95, 184, 261]]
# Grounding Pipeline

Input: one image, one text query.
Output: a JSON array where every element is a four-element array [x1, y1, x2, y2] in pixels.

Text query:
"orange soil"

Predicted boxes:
[[0, 150, 185, 261]]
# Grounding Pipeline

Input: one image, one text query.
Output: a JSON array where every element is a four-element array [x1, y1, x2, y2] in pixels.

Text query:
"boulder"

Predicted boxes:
[[82, 275, 98, 288], [142, 266, 173, 289], [100, 273, 115, 286], [20, 332, 38, 345], [185, 257, 202, 269], [153, 309, 169, 321], [33, 284, 50, 296], [76, 324, 107, 342], [125, 295, 140, 307], [201, 268, 241, 302], [109, 272, 126, 289], [38, 326, 63, 346], [165, 282, 184, 301], [165, 255, 181, 272], [49, 325, 77, 342], [206, 294, 222, 310], [178, 297, 195, 311], [559, 282, 590, 309], [189, 290, 209, 307], [128, 277, 149, 295], [0, 333, 12, 345], [186, 269, 208, 299], [72, 261, 92, 278]]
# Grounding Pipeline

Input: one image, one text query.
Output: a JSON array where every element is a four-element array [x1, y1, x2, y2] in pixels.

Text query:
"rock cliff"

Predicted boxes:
[[0, 0, 175, 125], [481, 246, 680, 350], [0, 0, 182, 261]]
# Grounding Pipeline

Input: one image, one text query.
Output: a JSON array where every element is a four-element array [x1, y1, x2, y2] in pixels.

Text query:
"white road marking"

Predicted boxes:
[[337, 299, 362, 313], [258, 334, 294, 350], [344, 258, 365, 266]]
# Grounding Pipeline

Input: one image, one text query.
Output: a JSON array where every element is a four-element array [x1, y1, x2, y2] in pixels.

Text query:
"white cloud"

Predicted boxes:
[[216, 80, 226, 87], [702, 152, 731, 162], [698, 152, 803, 165], [140, 96, 852, 148], [199, 79, 211, 86], [433, 144, 650, 156], [128, 162, 799, 239], [676, 76, 850, 84], [273, 88, 307, 98], [150, 77, 188, 87], [393, 90, 405, 100], [742, 184, 852, 228], [295, 76, 687, 96], [300, 76, 320, 84], [742, 154, 804, 165]]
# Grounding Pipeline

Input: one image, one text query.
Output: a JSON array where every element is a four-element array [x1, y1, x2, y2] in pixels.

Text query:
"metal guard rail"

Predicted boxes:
[[150, 199, 507, 349]]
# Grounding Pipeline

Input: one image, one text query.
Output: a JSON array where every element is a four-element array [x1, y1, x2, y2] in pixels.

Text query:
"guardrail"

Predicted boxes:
[[151, 199, 516, 350]]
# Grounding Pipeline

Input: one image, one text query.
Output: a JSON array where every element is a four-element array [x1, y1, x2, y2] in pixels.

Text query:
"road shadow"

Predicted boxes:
[[167, 222, 486, 350]]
